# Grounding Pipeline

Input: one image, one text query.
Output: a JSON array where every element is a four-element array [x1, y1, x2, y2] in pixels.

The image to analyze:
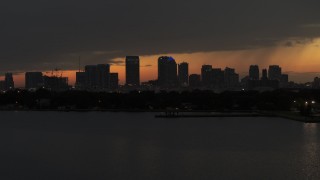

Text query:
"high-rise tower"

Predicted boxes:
[[178, 62, 189, 86], [126, 56, 140, 87], [158, 56, 178, 87], [249, 65, 259, 80]]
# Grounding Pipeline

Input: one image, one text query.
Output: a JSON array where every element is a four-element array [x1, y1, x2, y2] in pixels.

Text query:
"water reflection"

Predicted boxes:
[[2, 112, 320, 179], [301, 123, 320, 178]]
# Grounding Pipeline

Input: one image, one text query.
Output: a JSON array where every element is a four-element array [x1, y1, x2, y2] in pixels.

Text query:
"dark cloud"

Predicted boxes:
[[284, 41, 294, 47], [284, 38, 313, 47], [108, 60, 125, 66], [1, 0, 320, 71]]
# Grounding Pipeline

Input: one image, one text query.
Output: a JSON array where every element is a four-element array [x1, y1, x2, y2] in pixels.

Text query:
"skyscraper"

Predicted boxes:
[[201, 65, 212, 87], [97, 64, 110, 89], [268, 65, 282, 81], [85, 65, 98, 88], [212, 68, 224, 88], [109, 73, 119, 90], [126, 56, 140, 87], [249, 65, 259, 80], [178, 62, 189, 86], [5, 73, 14, 90], [84, 64, 110, 89], [25, 72, 43, 89], [224, 67, 239, 88], [75, 72, 86, 89], [158, 56, 178, 87]]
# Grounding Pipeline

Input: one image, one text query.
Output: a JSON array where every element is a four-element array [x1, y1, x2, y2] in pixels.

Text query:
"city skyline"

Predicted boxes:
[[0, 54, 297, 91], [2, 54, 320, 88]]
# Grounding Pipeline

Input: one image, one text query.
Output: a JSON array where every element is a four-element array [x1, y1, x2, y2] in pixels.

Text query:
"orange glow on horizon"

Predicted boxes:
[[3, 38, 320, 88]]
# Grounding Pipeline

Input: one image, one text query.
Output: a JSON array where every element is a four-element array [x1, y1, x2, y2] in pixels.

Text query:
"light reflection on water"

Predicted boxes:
[[301, 123, 320, 179]]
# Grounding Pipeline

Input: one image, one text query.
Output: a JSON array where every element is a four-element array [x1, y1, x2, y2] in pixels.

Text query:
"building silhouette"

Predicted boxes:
[[126, 56, 140, 87], [5, 73, 14, 90], [280, 74, 289, 87], [75, 72, 86, 89], [249, 65, 259, 80], [43, 76, 69, 91], [25, 72, 43, 89], [201, 65, 212, 87], [158, 56, 178, 87], [109, 73, 119, 90], [224, 67, 239, 88], [84, 64, 110, 89], [246, 66, 282, 90], [212, 68, 224, 88], [268, 65, 282, 81], [97, 64, 110, 89], [85, 65, 98, 88], [241, 76, 250, 87], [178, 62, 189, 86], [189, 74, 201, 87]]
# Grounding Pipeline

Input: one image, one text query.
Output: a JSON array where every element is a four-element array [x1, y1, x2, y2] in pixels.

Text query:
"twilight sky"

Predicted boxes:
[[1, 0, 320, 86]]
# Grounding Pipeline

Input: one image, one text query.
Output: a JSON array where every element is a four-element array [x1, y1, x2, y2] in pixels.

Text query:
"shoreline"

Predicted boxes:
[[1, 109, 319, 123]]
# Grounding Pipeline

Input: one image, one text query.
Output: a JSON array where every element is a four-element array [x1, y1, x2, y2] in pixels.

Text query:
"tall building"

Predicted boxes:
[[262, 69, 268, 80], [224, 67, 239, 88], [84, 64, 110, 89], [268, 65, 282, 81], [75, 72, 86, 89], [189, 74, 201, 87], [212, 68, 224, 88], [178, 62, 189, 86], [85, 65, 98, 88], [109, 73, 119, 90], [158, 56, 178, 87], [249, 65, 259, 80], [97, 64, 110, 89], [5, 73, 14, 90], [126, 56, 140, 87], [25, 72, 43, 89], [201, 65, 212, 87]]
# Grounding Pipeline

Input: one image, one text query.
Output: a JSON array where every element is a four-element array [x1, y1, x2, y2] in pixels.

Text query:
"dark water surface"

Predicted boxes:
[[1, 112, 320, 180]]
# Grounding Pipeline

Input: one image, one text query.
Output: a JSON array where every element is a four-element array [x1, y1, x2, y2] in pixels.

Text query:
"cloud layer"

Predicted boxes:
[[1, 0, 320, 71]]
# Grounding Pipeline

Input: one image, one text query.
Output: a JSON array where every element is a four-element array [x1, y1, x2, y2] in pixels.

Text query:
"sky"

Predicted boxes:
[[1, 0, 320, 87]]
